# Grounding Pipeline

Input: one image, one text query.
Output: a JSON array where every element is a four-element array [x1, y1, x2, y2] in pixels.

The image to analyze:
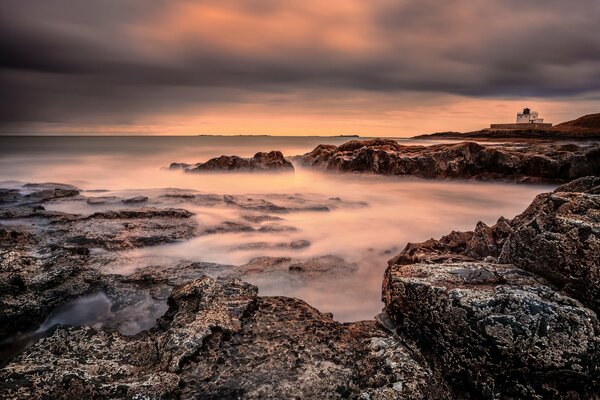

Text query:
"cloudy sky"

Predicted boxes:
[[1, 0, 599, 136]]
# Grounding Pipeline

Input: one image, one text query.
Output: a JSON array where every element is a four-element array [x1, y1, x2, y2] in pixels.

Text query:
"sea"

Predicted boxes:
[[0, 135, 554, 322]]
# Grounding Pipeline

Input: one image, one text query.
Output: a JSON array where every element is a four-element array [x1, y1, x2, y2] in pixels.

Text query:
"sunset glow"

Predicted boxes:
[[2, 0, 599, 135]]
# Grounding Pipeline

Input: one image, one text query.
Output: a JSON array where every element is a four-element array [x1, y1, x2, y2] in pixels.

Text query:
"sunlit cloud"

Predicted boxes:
[[1, 0, 599, 135]]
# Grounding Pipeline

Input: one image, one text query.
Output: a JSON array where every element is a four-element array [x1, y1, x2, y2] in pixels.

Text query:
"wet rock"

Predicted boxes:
[[234, 239, 310, 251], [297, 139, 600, 182], [257, 224, 297, 233], [122, 195, 148, 204], [0, 243, 102, 340], [383, 177, 600, 398], [0, 197, 200, 341], [0, 189, 22, 204], [22, 183, 78, 191], [498, 181, 600, 314], [201, 221, 255, 234], [383, 262, 600, 399], [0, 277, 452, 399], [178, 151, 294, 172], [290, 239, 311, 249], [84, 208, 193, 219], [240, 214, 284, 223], [169, 162, 192, 170], [224, 194, 330, 213], [240, 255, 357, 278], [86, 196, 119, 205]]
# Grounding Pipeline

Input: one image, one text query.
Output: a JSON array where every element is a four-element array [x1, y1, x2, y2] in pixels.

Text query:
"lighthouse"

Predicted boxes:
[[489, 108, 553, 130], [516, 108, 545, 124]]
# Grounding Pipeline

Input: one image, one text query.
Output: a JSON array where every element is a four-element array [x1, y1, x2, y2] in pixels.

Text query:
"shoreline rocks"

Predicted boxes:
[[383, 176, 600, 398], [170, 151, 294, 172], [296, 139, 600, 183], [1, 178, 599, 398], [0, 277, 453, 399]]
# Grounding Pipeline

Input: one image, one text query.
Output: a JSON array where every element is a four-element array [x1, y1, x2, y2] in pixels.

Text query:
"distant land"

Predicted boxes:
[[196, 134, 360, 138], [414, 113, 600, 141]]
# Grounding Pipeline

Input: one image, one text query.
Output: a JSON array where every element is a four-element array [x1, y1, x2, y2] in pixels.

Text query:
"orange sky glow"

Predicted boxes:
[[1, 0, 599, 136]]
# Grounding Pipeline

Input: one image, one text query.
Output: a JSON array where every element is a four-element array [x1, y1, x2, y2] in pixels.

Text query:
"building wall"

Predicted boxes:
[[490, 123, 553, 129]]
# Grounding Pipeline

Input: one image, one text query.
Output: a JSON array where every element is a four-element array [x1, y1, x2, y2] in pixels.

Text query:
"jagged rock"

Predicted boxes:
[[498, 179, 600, 314], [0, 277, 453, 399], [297, 139, 600, 182], [383, 262, 599, 399], [383, 177, 600, 398], [176, 151, 294, 172]]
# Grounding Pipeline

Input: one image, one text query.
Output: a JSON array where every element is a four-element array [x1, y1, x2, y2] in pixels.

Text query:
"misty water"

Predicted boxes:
[[0, 136, 554, 326]]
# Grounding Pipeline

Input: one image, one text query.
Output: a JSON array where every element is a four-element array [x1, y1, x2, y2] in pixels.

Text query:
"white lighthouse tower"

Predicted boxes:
[[516, 108, 545, 124]]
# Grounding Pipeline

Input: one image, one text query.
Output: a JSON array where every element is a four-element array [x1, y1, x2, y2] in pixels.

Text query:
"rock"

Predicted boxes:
[[0, 277, 452, 399], [554, 175, 600, 194], [384, 262, 599, 399], [86, 196, 118, 205], [234, 239, 310, 251], [179, 151, 294, 172], [240, 214, 284, 223], [169, 162, 192, 170], [0, 189, 22, 204], [0, 192, 200, 341], [84, 208, 194, 219], [201, 221, 256, 234], [122, 195, 148, 204], [290, 239, 311, 249], [224, 194, 330, 213], [297, 139, 600, 182], [239, 255, 357, 278], [383, 177, 600, 398], [498, 181, 600, 314]]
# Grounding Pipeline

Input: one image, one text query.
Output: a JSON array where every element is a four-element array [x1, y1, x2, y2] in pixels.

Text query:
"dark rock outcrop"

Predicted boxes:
[[173, 151, 294, 172], [0, 186, 200, 341], [383, 176, 600, 398], [3, 178, 600, 399], [0, 277, 453, 399], [297, 139, 600, 182]]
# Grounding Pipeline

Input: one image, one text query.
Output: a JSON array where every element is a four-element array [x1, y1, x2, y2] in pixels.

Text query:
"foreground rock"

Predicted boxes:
[[383, 176, 600, 398], [297, 139, 600, 182], [0, 184, 199, 340], [2, 178, 600, 399], [170, 151, 294, 172], [0, 277, 452, 399]]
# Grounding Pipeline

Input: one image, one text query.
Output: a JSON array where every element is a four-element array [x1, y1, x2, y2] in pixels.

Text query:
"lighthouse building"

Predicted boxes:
[[490, 108, 552, 130]]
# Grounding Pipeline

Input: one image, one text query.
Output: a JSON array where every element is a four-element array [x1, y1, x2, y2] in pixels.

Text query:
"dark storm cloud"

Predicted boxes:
[[1, 0, 599, 127]]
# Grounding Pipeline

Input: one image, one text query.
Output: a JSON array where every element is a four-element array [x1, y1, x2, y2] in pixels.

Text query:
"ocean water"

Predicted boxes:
[[0, 136, 554, 322]]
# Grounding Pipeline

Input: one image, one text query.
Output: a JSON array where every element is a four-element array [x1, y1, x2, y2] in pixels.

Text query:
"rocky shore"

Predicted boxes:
[[296, 139, 600, 183], [383, 176, 600, 398], [170, 150, 294, 172], [0, 178, 599, 398]]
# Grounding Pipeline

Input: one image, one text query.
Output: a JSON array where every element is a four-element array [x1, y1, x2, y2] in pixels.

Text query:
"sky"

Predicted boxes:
[[1, 0, 600, 136]]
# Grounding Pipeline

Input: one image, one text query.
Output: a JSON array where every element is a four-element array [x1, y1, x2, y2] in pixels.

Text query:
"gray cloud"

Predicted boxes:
[[1, 0, 599, 129]]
